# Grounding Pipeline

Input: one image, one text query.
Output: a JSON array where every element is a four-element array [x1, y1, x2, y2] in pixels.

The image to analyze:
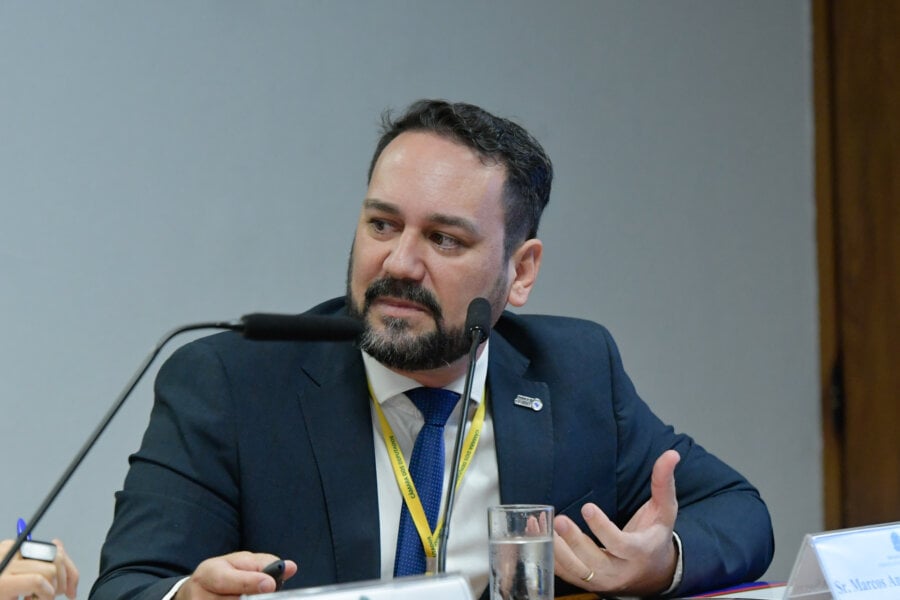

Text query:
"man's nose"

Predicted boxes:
[[382, 231, 426, 281]]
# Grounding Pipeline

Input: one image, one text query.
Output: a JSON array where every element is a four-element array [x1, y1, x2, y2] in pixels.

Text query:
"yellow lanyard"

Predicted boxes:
[[370, 384, 487, 560]]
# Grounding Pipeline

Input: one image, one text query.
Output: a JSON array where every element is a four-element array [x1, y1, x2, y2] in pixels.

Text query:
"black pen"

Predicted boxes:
[[262, 559, 286, 591]]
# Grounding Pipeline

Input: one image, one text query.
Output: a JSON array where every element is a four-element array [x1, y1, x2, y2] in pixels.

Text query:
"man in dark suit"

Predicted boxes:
[[90, 100, 773, 600]]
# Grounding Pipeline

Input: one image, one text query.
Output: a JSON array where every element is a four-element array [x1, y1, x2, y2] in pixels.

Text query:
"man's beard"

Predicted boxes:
[[347, 277, 472, 371]]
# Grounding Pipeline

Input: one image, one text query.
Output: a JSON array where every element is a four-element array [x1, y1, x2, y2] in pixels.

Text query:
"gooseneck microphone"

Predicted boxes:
[[240, 313, 364, 341], [0, 312, 362, 576], [436, 297, 492, 574]]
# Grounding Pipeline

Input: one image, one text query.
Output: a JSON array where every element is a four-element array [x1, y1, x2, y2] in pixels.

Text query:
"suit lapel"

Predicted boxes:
[[488, 333, 554, 505], [295, 342, 382, 582], [286, 320, 556, 581]]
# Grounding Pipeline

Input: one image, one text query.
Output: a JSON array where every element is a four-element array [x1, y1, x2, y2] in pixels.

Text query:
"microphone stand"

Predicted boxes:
[[435, 327, 486, 574], [0, 320, 237, 575]]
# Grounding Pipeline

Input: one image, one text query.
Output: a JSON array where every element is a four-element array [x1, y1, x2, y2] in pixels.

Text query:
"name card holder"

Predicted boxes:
[[246, 572, 473, 600], [785, 521, 900, 599]]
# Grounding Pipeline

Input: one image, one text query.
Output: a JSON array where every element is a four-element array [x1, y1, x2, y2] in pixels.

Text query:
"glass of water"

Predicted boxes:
[[488, 504, 554, 600]]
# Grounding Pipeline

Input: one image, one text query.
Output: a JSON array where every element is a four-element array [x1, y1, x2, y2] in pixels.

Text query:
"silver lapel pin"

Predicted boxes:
[[513, 394, 543, 411]]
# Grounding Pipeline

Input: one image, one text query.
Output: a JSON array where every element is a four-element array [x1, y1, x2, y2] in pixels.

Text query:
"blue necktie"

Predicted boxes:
[[393, 387, 460, 577]]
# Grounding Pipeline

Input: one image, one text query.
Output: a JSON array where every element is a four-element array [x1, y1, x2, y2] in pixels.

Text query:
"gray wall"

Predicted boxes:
[[0, 1, 818, 592]]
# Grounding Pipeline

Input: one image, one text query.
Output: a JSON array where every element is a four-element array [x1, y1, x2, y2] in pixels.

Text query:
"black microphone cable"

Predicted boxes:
[[0, 313, 361, 575]]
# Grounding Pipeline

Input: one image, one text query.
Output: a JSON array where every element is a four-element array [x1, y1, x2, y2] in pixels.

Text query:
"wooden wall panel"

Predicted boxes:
[[819, 0, 900, 527]]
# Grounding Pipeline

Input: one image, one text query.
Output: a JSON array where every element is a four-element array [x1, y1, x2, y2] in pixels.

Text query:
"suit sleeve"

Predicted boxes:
[[90, 339, 242, 600], [600, 326, 774, 597]]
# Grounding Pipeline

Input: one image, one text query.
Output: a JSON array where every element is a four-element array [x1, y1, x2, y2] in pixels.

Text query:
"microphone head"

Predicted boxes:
[[240, 313, 363, 341], [465, 297, 492, 343]]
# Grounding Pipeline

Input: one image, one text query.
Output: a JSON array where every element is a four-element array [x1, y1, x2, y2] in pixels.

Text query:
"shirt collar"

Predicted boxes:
[[362, 341, 490, 405]]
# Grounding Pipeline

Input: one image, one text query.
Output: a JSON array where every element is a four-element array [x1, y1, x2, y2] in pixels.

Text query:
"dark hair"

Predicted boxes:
[[367, 99, 553, 258]]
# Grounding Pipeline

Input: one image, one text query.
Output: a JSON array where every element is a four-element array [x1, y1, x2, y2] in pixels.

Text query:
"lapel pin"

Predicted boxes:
[[513, 394, 543, 411]]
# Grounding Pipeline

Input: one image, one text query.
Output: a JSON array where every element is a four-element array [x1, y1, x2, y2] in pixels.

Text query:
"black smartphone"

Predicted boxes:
[[20, 540, 58, 562]]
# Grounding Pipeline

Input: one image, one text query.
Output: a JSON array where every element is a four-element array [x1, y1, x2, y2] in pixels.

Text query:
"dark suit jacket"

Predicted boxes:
[[90, 298, 773, 600]]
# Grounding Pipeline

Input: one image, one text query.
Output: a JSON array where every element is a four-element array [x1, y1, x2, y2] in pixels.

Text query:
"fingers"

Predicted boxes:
[[551, 450, 683, 596], [523, 514, 551, 536], [52, 539, 79, 599], [49, 540, 66, 598], [281, 559, 299, 582], [552, 516, 595, 585], [181, 552, 294, 599], [553, 512, 619, 591], [578, 503, 622, 553], [13, 559, 58, 591], [0, 572, 56, 600], [0, 537, 80, 600], [650, 450, 680, 524]]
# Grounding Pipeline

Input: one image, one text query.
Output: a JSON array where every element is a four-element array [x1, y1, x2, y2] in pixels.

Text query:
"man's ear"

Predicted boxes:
[[507, 238, 543, 308]]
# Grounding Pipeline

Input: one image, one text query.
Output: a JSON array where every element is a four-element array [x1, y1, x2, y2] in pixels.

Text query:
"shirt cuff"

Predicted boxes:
[[160, 576, 189, 600], [663, 531, 684, 595]]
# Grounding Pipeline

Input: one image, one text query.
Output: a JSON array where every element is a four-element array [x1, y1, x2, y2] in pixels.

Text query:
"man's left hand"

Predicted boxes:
[[553, 450, 681, 597]]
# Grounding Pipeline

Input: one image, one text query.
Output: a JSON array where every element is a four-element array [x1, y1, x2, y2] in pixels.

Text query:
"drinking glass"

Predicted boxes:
[[488, 504, 554, 600]]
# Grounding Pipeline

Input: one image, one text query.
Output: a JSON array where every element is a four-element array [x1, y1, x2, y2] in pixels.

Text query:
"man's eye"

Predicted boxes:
[[369, 218, 396, 234], [430, 232, 461, 250]]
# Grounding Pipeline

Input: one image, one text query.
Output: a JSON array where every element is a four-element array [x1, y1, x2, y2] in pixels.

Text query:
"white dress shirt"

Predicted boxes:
[[363, 344, 500, 597]]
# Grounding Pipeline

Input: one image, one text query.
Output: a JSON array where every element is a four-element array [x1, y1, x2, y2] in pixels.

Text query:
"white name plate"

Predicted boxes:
[[246, 572, 473, 600], [785, 522, 900, 599]]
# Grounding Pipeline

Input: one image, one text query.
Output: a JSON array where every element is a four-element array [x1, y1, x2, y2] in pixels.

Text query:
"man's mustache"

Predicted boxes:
[[363, 278, 443, 321]]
